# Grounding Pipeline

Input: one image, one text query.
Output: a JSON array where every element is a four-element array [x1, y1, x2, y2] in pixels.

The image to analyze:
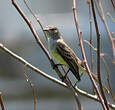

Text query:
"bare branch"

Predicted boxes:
[[97, 0, 115, 60], [24, 65, 37, 110], [106, 13, 115, 23], [11, 0, 82, 109], [90, 0, 110, 109], [84, 40, 115, 65], [84, 38, 115, 103], [101, 57, 115, 102], [11, 0, 51, 61], [84, 39, 115, 101], [72, 0, 108, 110], [23, 0, 48, 41], [87, 0, 94, 73], [0, 92, 5, 110], [0, 43, 65, 88], [111, 0, 115, 9], [0, 43, 115, 109]]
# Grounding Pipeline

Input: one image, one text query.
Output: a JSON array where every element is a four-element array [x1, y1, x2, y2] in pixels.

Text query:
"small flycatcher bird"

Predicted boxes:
[[44, 25, 86, 81]]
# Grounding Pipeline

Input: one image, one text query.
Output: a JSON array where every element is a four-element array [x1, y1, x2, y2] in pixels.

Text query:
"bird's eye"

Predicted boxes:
[[50, 28, 55, 31], [50, 29, 57, 33]]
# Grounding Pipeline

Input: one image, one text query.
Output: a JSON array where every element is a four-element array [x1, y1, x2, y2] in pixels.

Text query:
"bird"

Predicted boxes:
[[43, 25, 86, 81]]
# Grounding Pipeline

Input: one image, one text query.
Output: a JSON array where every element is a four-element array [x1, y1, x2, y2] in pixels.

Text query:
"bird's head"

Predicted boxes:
[[44, 25, 61, 39]]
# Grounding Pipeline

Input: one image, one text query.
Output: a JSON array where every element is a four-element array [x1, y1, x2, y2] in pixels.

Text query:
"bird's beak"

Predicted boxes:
[[43, 28, 49, 41]]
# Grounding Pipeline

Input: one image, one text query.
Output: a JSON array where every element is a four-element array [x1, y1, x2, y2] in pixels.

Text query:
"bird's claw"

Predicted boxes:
[[52, 64, 63, 69], [61, 75, 67, 82]]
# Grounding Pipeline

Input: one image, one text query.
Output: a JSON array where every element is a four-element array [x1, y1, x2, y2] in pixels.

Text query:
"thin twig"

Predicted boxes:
[[87, 0, 94, 73], [23, 0, 48, 41], [106, 13, 115, 23], [97, 0, 115, 60], [12, 0, 51, 61], [84, 40, 115, 65], [87, 0, 95, 94], [91, 0, 110, 109], [89, 2, 94, 73], [0, 43, 115, 109], [101, 57, 115, 102], [24, 65, 37, 110], [84, 39, 115, 101], [111, 0, 115, 9], [72, 0, 107, 110], [83, 40, 97, 51], [11, 0, 82, 109], [0, 92, 5, 110]]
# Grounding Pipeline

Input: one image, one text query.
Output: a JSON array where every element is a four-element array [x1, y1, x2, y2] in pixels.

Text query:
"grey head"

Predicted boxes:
[[44, 25, 62, 39]]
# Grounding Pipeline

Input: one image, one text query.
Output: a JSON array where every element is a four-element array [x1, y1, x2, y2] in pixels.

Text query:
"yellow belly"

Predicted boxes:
[[51, 51, 69, 67], [51, 50, 87, 74]]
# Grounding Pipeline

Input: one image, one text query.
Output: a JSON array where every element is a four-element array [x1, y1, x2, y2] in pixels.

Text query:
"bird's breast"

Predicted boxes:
[[48, 38, 68, 66], [48, 38, 57, 52]]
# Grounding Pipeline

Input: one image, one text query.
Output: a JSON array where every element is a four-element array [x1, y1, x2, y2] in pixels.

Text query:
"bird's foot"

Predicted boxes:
[[61, 75, 67, 82], [61, 69, 69, 82], [52, 64, 63, 69]]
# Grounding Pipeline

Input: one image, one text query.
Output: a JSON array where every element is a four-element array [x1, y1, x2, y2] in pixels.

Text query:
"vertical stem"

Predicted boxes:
[[102, 57, 115, 102], [90, 0, 110, 110], [72, 0, 107, 110], [88, 0, 95, 94], [97, 0, 115, 60], [88, 1, 94, 73]]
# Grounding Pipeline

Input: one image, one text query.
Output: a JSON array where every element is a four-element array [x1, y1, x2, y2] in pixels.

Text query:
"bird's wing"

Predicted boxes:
[[56, 39, 81, 80]]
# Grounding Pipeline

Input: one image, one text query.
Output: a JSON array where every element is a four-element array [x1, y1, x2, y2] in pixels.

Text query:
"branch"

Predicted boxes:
[[0, 43, 115, 109], [88, 0, 94, 73], [11, 0, 51, 61], [72, 0, 108, 110], [90, 0, 110, 110], [0, 92, 5, 110], [111, 0, 115, 9], [84, 40, 115, 65], [24, 65, 37, 110], [97, 0, 115, 60], [87, 0, 95, 94], [84, 39, 115, 102], [101, 57, 115, 102], [23, 0, 48, 41], [11, 0, 82, 109], [106, 13, 115, 23]]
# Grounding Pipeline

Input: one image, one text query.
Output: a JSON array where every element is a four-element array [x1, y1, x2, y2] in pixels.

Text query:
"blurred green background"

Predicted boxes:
[[0, 0, 115, 110]]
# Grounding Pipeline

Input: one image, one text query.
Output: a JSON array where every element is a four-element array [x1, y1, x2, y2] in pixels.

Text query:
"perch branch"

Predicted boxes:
[[0, 43, 115, 109]]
